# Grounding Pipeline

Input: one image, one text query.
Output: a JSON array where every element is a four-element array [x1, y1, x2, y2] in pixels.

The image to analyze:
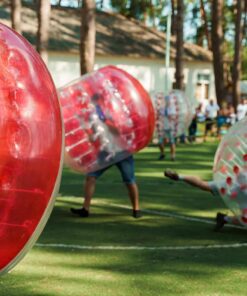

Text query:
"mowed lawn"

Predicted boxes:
[[1, 141, 247, 296]]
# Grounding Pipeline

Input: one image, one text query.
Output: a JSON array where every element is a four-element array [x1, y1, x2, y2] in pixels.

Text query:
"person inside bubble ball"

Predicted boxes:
[[71, 93, 141, 219], [204, 99, 220, 142], [236, 98, 247, 121], [89, 93, 121, 163], [158, 96, 177, 161], [164, 169, 241, 231], [157, 133, 176, 161], [87, 92, 134, 167]]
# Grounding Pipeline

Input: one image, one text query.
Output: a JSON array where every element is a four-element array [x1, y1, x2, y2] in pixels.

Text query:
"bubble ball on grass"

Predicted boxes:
[[213, 117, 247, 226], [59, 65, 155, 173], [0, 24, 63, 274], [154, 89, 195, 139]]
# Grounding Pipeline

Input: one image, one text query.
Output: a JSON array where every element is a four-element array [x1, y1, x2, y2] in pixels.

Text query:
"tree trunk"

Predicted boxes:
[[150, 3, 156, 28], [80, 0, 96, 75], [232, 0, 244, 110], [174, 0, 184, 90], [171, 0, 176, 36], [199, 0, 211, 50], [11, 0, 22, 34], [211, 0, 225, 106], [244, 0, 247, 37], [37, 0, 51, 64]]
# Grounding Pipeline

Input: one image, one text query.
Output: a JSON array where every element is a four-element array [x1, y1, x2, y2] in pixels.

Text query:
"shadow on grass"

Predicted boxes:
[[41, 198, 247, 248], [58, 142, 230, 222], [2, 142, 245, 296], [1, 245, 247, 296]]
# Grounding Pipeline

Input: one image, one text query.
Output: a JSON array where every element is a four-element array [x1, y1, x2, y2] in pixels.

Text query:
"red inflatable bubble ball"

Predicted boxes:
[[59, 65, 155, 173], [154, 90, 196, 140], [0, 24, 63, 274]]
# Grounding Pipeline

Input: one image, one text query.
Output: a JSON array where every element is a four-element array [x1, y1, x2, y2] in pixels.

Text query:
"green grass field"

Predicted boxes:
[[1, 141, 247, 296]]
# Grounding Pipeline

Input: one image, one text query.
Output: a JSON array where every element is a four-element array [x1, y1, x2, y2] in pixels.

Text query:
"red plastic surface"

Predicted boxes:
[[0, 24, 63, 273], [154, 90, 195, 139], [59, 65, 155, 173]]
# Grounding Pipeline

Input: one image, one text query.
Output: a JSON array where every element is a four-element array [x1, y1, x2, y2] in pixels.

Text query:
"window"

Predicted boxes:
[[197, 73, 210, 83]]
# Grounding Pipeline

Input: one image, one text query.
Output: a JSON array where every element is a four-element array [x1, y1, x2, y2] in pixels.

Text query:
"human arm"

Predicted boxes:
[[95, 105, 120, 135], [164, 169, 212, 192], [181, 175, 212, 192]]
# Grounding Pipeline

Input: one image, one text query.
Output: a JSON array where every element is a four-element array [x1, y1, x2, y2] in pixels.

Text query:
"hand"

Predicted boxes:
[[107, 124, 120, 136], [164, 169, 179, 181]]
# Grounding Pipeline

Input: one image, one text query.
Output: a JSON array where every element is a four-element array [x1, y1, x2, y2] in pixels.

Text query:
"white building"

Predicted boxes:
[[0, 4, 215, 102], [240, 81, 247, 98]]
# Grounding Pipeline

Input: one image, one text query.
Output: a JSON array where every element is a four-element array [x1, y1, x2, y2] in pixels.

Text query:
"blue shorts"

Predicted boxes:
[[159, 130, 175, 145], [87, 155, 135, 184], [158, 136, 165, 144], [164, 129, 176, 144]]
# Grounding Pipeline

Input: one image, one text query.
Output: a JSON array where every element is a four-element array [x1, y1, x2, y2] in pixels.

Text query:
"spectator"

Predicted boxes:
[[226, 102, 236, 127], [236, 98, 247, 121], [203, 99, 219, 142], [188, 105, 202, 143], [196, 103, 206, 123], [216, 105, 228, 140]]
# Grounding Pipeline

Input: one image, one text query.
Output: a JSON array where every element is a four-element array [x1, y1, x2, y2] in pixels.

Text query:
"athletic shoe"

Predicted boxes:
[[214, 212, 227, 231], [133, 210, 142, 218], [164, 169, 179, 181], [158, 154, 165, 160], [70, 207, 89, 217]]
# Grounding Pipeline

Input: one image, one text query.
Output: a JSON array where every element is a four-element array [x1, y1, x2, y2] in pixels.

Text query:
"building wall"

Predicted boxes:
[[48, 52, 215, 103]]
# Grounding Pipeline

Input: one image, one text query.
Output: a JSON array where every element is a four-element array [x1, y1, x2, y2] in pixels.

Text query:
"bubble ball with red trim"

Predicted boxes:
[[0, 24, 63, 274], [59, 65, 155, 173], [213, 117, 247, 226], [154, 90, 195, 139]]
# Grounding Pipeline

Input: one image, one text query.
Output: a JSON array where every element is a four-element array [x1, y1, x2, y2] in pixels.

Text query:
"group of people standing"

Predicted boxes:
[[157, 97, 247, 161], [188, 98, 247, 143]]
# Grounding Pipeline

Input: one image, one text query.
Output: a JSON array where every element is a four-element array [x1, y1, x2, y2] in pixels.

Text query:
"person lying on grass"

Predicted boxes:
[[164, 169, 241, 231]]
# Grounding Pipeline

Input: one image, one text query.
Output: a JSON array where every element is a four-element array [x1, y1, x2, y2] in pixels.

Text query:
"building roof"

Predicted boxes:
[[0, 3, 213, 62]]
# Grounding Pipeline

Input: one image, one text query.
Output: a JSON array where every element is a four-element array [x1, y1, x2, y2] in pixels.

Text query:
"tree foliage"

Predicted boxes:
[[110, 0, 167, 28]]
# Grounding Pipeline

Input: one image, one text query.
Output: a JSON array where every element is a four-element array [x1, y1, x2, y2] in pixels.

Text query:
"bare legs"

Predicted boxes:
[[82, 176, 96, 211], [158, 140, 165, 160], [158, 140, 176, 161], [126, 183, 139, 211], [170, 143, 176, 161], [83, 178, 140, 212], [71, 176, 141, 218], [70, 175, 96, 217]]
